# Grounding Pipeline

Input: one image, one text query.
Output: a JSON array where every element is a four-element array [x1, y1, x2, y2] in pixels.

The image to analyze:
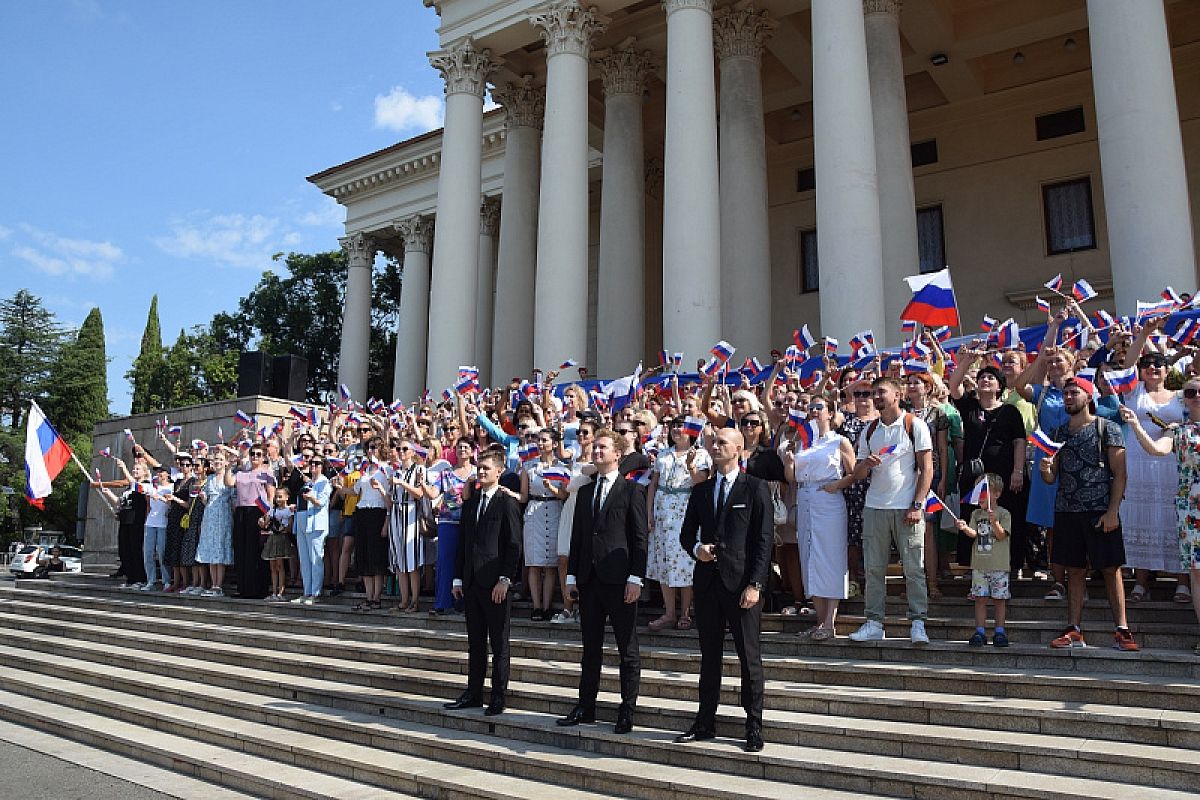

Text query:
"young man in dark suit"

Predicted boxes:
[[444, 450, 523, 716], [677, 427, 773, 752], [557, 428, 648, 734]]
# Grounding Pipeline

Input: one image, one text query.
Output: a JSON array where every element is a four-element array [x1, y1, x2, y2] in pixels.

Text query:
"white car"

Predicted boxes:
[[9, 545, 83, 577]]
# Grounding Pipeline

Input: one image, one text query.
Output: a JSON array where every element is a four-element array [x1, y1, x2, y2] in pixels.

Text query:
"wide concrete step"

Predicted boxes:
[[4, 604, 1200, 762], [0, 642, 880, 800], [9, 587, 1200, 714], [2, 632, 1198, 800], [0, 686, 414, 800]]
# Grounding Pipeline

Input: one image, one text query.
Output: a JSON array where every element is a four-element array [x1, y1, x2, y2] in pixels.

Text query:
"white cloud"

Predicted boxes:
[[298, 195, 344, 229], [152, 212, 290, 270], [0, 225, 11, 241], [10, 224, 121, 279], [374, 86, 443, 133]]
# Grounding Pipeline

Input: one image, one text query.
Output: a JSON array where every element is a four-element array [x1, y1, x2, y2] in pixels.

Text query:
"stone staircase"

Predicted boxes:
[[0, 575, 1197, 800]]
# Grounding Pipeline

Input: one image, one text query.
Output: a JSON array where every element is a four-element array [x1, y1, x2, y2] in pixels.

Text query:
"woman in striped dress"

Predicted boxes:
[[387, 439, 426, 613]]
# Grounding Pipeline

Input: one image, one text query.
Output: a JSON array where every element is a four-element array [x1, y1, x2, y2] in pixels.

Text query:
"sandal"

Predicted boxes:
[[368, 601, 383, 610], [352, 601, 370, 611], [780, 605, 799, 617], [809, 627, 834, 642], [675, 616, 693, 631], [798, 606, 816, 617], [1129, 584, 1149, 603], [1174, 584, 1192, 604], [1044, 582, 1066, 601], [648, 616, 677, 631]]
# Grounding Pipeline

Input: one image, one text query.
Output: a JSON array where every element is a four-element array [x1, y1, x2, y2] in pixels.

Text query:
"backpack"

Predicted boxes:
[[865, 413, 917, 470]]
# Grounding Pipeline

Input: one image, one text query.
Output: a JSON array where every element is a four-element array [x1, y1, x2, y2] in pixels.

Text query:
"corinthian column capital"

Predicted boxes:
[[863, 0, 902, 19], [393, 215, 434, 255], [428, 37, 500, 98], [530, 0, 608, 59], [595, 40, 657, 97], [339, 232, 376, 266], [713, 7, 777, 62], [479, 196, 501, 237], [662, 0, 712, 18], [491, 75, 546, 131]]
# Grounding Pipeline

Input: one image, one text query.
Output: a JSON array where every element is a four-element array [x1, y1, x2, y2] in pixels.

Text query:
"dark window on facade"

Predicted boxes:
[[916, 205, 946, 274], [796, 167, 816, 193], [799, 228, 819, 293], [911, 139, 938, 168], [1043, 177, 1097, 254], [1035, 107, 1086, 141]]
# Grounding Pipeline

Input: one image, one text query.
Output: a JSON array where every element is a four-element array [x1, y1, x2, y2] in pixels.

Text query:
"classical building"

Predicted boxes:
[[308, 0, 1200, 399]]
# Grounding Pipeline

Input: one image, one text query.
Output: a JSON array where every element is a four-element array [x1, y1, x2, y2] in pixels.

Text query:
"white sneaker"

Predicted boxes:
[[199, 588, 218, 597], [910, 619, 930, 645], [290, 595, 306, 604], [550, 610, 573, 624], [138, 582, 157, 592], [303, 597, 315, 606], [849, 620, 885, 641]]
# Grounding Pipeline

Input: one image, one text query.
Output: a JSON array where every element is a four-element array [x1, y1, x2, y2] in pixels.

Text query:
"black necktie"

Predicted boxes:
[[715, 475, 727, 519], [477, 492, 488, 524], [593, 476, 606, 516]]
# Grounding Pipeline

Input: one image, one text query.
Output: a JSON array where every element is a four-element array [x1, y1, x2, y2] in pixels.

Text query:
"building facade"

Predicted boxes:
[[308, 0, 1200, 400]]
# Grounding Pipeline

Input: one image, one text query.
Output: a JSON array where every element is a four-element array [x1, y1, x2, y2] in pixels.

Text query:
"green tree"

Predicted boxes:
[[43, 307, 109, 440], [128, 294, 163, 413], [0, 289, 64, 430]]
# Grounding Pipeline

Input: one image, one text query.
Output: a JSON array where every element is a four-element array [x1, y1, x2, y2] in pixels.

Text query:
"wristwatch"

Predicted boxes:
[[498, 576, 512, 585], [749, 581, 764, 591], [910, 501, 923, 510]]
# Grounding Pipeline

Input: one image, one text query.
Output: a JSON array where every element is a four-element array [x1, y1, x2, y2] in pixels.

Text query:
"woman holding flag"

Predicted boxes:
[[1120, 378, 1200, 654], [428, 438, 477, 615], [785, 398, 855, 641], [645, 415, 711, 631], [231, 445, 277, 599], [387, 438, 427, 613], [195, 452, 236, 596], [519, 427, 570, 621]]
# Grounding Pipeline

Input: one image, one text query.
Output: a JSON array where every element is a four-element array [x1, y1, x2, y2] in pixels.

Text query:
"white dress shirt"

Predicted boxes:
[[566, 469, 642, 587]]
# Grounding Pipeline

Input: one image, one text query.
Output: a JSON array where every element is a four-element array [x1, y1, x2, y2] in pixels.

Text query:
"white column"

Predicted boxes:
[[714, 6, 775, 360], [392, 216, 434, 402], [337, 232, 375, 401], [595, 43, 654, 379], [530, 1, 606, 372], [811, 0, 886, 342], [1088, 0, 1197, 314], [490, 78, 545, 383], [864, 0, 918, 345], [426, 39, 498, 391], [662, 0, 722, 364], [475, 196, 501, 384]]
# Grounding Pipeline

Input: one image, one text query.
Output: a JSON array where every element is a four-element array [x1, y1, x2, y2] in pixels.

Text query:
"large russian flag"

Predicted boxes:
[[900, 267, 960, 328], [24, 401, 73, 509]]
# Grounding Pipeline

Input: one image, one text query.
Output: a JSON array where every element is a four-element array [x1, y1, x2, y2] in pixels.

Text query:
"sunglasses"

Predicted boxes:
[[738, 419, 763, 428], [1139, 358, 1166, 369], [809, 404, 826, 412], [852, 391, 872, 399], [614, 429, 634, 435], [1185, 388, 1200, 399], [250, 452, 264, 457], [398, 446, 411, 452]]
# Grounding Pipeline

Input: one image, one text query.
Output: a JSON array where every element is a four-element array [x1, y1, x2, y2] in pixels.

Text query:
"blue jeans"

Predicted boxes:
[[143, 525, 167, 585], [434, 521, 460, 611], [296, 529, 327, 597]]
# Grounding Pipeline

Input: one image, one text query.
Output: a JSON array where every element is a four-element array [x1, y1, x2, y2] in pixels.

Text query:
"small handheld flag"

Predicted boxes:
[[710, 340, 736, 363], [875, 444, 899, 456], [1035, 296, 1051, 315], [234, 410, 253, 427], [254, 496, 271, 514], [823, 337, 839, 355], [923, 493, 946, 514], [1045, 273, 1063, 293], [542, 466, 571, 485], [339, 383, 352, 402], [794, 419, 820, 450], [793, 324, 815, 351], [98, 447, 112, 459], [1072, 279, 1097, 302], [123, 428, 135, 442], [1104, 365, 1139, 395], [1029, 429, 1063, 457], [681, 416, 706, 439], [559, 358, 578, 369], [965, 477, 991, 508]]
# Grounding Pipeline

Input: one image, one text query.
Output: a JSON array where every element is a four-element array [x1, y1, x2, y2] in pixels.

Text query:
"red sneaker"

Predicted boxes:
[[1050, 627, 1086, 648], [1113, 628, 1140, 652]]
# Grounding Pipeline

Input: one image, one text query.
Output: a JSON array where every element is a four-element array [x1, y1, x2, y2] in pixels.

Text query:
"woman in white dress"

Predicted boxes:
[[387, 439, 426, 613], [646, 416, 712, 631], [786, 397, 856, 641], [520, 427, 570, 621], [1118, 345, 1188, 603]]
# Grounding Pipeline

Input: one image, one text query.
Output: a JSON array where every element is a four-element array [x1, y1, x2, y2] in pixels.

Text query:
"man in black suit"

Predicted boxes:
[[557, 427, 648, 734], [444, 450, 523, 716], [677, 427, 773, 752]]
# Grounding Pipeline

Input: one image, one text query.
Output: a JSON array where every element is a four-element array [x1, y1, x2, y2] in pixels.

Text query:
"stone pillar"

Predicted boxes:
[[662, 0, 722, 364], [392, 216, 434, 402], [714, 6, 776, 360], [1088, 0, 1197, 314], [595, 43, 655, 379], [426, 39, 498, 391], [337, 232, 375, 401], [530, 1, 606, 372], [864, 0, 918, 345], [811, 0, 886, 342], [475, 196, 501, 384], [491, 78, 545, 383]]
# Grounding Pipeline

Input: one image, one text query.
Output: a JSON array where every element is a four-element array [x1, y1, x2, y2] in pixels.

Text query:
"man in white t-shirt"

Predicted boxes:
[[847, 377, 934, 644]]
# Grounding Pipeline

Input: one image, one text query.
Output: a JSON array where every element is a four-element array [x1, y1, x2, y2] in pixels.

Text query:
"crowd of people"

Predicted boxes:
[[88, 296, 1200, 667]]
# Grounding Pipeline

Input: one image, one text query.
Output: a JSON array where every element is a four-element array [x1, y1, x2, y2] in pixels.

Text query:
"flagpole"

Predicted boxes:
[[70, 448, 117, 515]]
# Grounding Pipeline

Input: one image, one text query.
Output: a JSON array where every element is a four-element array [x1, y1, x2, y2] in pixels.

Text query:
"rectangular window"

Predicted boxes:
[[911, 139, 938, 168], [1043, 177, 1097, 254], [799, 228, 819, 293], [796, 167, 816, 193], [916, 205, 945, 274], [1036, 106, 1086, 141]]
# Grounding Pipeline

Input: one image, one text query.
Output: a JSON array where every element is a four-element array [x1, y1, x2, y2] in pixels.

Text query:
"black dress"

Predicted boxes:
[[117, 491, 148, 583]]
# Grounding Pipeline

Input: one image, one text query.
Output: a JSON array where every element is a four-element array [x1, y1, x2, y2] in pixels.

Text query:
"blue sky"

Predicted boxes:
[[0, 0, 448, 414]]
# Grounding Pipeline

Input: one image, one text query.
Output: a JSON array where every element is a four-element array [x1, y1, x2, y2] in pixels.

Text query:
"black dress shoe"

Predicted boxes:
[[744, 728, 764, 753], [484, 699, 506, 716], [443, 693, 483, 710], [556, 705, 596, 726], [614, 707, 634, 735], [674, 724, 716, 743]]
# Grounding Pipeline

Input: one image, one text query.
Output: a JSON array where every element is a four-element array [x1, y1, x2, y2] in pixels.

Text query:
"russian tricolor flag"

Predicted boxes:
[[24, 401, 73, 509], [681, 416, 706, 439], [1104, 366, 1139, 395], [710, 340, 736, 363], [965, 477, 991, 508], [793, 324, 815, 351], [994, 319, 1020, 349], [234, 410, 254, 427], [254, 496, 271, 515], [1035, 296, 1051, 314], [1045, 273, 1063, 293], [542, 466, 571, 485], [1137, 299, 1175, 321], [981, 315, 998, 332], [658, 349, 670, 368], [931, 326, 951, 343], [794, 419, 820, 450], [1072, 279, 1097, 302], [900, 268, 960, 328], [923, 493, 946, 514], [1029, 428, 1063, 457]]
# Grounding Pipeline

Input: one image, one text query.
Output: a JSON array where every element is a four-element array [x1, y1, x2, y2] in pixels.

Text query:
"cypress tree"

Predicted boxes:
[[128, 295, 163, 414], [44, 307, 109, 440]]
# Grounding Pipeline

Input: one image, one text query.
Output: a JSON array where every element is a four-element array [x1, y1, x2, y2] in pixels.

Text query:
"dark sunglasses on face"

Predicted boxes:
[[615, 429, 634, 435], [852, 391, 872, 399], [250, 451, 264, 458], [1184, 388, 1200, 399], [1139, 357, 1166, 369], [809, 404, 826, 412], [739, 418, 763, 428]]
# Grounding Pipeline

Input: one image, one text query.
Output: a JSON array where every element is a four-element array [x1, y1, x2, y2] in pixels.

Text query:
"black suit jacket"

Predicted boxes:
[[456, 489, 523, 590], [679, 472, 773, 594], [568, 475, 648, 586]]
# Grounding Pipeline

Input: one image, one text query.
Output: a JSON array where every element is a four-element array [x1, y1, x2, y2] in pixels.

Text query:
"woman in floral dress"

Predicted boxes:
[[195, 453, 236, 597], [646, 416, 711, 631], [837, 380, 878, 595], [1120, 379, 1200, 654]]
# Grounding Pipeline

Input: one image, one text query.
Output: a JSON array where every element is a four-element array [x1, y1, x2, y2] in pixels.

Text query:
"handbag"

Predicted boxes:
[[179, 485, 199, 529], [967, 413, 993, 479], [407, 465, 438, 539], [770, 482, 788, 526]]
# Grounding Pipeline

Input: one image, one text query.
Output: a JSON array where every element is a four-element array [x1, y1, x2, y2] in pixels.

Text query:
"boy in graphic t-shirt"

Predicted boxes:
[[956, 473, 1012, 648]]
